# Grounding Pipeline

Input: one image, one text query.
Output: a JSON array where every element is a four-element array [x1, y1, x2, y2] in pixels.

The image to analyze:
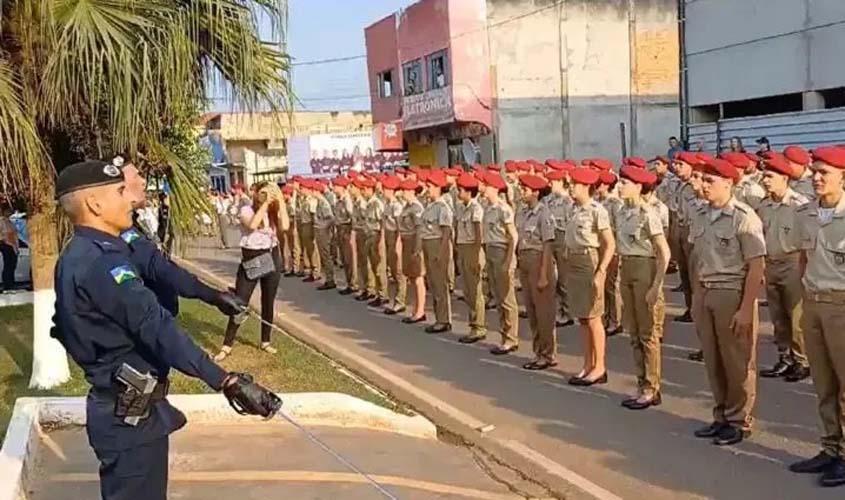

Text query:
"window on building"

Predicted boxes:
[[820, 87, 845, 109], [403, 60, 423, 96], [378, 70, 394, 98], [722, 93, 803, 119], [428, 50, 449, 89]]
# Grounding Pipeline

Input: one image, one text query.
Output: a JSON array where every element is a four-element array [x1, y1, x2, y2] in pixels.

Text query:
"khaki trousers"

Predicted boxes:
[[697, 288, 758, 430], [365, 232, 387, 298], [457, 243, 486, 335], [677, 224, 693, 309], [621, 256, 665, 395], [802, 295, 845, 459], [385, 230, 406, 307], [423, 238, 451, 324], [300, 222, 319, 276], [287, 221, 302, 273], [765, 255, 807, 366], [552, 231, 570, 319], [315, 227, 335, 284], [485, 244, 519, 346], [518, 249, 556, 361], [337, 224, 356, 289], [604, 255, 621, 327], [355, 230, 373, 294]]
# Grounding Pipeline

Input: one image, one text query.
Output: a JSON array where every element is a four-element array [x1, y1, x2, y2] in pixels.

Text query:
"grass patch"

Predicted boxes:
[[1, 300, 399, 444]]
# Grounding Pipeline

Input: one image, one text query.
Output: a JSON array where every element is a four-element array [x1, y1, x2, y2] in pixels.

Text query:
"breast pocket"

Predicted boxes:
[[713, 225, 740, 259], [820, 227, 845, 268]]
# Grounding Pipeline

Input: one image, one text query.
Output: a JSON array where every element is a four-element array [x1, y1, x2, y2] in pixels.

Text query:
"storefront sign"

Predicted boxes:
[[373, 120, 404, 151], [402, 86, 454, 130]]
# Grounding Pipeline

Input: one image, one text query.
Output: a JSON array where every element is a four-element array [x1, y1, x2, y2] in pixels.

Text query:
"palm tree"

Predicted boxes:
[[0, 0, 291, 388]]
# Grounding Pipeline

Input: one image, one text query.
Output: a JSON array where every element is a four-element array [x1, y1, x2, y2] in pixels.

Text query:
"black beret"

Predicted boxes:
[[56, 160, 124, 198]]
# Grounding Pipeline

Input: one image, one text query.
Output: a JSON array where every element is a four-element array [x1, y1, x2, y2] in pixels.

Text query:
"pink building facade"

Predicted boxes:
[[365, 0, 493, 167]]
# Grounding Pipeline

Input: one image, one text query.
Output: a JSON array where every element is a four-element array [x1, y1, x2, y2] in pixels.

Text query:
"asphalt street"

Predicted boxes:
[[186, 242, 840, 500]]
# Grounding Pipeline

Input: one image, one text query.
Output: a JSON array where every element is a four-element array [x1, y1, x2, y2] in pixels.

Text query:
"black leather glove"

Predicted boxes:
[[215, 291, 248, 317], [223, 373, 282, 419]]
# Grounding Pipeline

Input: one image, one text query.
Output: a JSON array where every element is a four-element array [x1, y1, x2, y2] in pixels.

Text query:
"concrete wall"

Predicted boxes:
[[685, 0, 845, 106], [488, 0, 679, 162], [365, 14, 402, 124]]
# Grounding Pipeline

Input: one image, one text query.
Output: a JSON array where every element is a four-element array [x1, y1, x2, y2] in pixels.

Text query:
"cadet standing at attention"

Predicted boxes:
[[691, 157, 766, 447], [351, 178, 374, 302], [399, 178, 428, 324], [565, 167, 615, 387], [52, 161, 279, 500], [616, 165, 670, 409], [756, 153, 810, 381], [545, 165, 574, 327], [790, 146, 845, 487], [482, 172, 520, 355], [419, 170, 454, 333], [783, 145, 817, 200], [671, 152, 701, 324], [595, 167, 624, 337], [287, 178, 304, 277], [332, 177, 357, 295], [361, 177, 388, 308], [723, 152, 767, 210], [454, 173, 487, 344], [299, 181, 319, 282], [312, 179, 337, 291], [381, 175, 407, 315], [516, 175, 558, 370]]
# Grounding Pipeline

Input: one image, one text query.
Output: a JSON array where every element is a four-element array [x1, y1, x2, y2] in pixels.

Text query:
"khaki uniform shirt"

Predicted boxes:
[[383, 198, 405, 233], [351, 197, 367, 231], [483, 199, 515, 248], [798, 192, 845, 293], [546, 192, 572, 233], [734, 176, 766, 210], [419, 197, 453, 240], [399, 199, 424, 237], [455, 198, 484, 245], [517, 202, 555, 252], [335, 193, 354, 225], [689, 198, 767, 290], [615, 202, 664, 257], [293, 192, 304, 222], [598, 195, 623, 231], [656, 174, 681, 208], [301, 195, 317, 224], [757, 189, 808, 258], [646, 195, 670, 231], [364, 196, 385, 234], [564, 200, 611, 251], [675, 182, 699, 227], [313, 196, 335, 230], [285, 197, 297, 225], [789, 170, 815, 200]]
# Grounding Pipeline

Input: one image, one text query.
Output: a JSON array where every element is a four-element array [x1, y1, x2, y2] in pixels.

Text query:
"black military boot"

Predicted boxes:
[[789, 452, 838, 474], [760, 356, 792, 378], [821, 459, 845, 487]]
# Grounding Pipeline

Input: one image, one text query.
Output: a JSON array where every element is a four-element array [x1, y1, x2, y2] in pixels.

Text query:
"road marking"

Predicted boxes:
[[49, 471, 520, 500], [541, 380, 611, 399]]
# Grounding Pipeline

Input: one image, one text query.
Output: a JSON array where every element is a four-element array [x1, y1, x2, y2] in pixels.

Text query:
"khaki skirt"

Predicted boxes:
[[401, 234, 424, 278], [566, 248, 604, 320]]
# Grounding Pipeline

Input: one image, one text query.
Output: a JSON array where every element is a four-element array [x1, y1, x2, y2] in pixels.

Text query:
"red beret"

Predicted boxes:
[[569, 167, 601, 186], [623, 157, 648, 169], [702, 158, 740, 182], [457, 174, 479, 190], [395, 167, 407, 175], [316, 180, 329, 193], [281, 185, 293, 195], [348, 171, 360, 179], [527, 159, 541, 166], [745, 152, 760, 163], [811, 146, 845, 169], [382, 176, 401, 190], [697, 152, 715, 164], [359, 178, 377, 189], [720, 152, 751, 169], [485, 173, 507, 190], [783, 146, 811, 165], [519, 174, 549, 191], [620, 165, 657, 185], [651, 155, 670, 164], [517, 162, 531, 172], [416, 169, 430, 182], [763, 153, 800, 179], [504, 160, 518, 173], [599, 171, 618, 185], [399, 179, 420, 191], [546, 169, 567, 182], [488, 163, 501, 172], [332, 177, 350, 188], [426, 169, 448, 188], [444, 167, 461, 177], [585, 158, 613, 171]]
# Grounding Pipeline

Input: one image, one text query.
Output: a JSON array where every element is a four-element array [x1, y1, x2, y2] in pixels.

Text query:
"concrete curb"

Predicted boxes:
[[0, 393, 435, 500], [178, 256, 623, 500], [0, 291, 33, 308]]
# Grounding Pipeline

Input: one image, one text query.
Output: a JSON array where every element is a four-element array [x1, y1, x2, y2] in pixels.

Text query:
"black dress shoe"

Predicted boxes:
[[760, 359, 792, 378], [384, 306, 406, 316], [295, 271, 307, 278], [784, 364, 810, 383], [490, 345, 518, 355], [355, 292, 373, 302], [687, 350, 704, 362], [712, 425, 748, 446], [402, 315, 426, 324], [556, 319, 575, 328], [317, 282, 337, 291], [569, 372, 608, 386], [674, 310, 693, 323], [626, 393, 662, 410], [303, 276, 317, 283], [518, 310, 528, 319], [606, 325, 623, 337], [368, 297, 387, 308], [338, 287, 356, 296], [789, 452, 839, 474], [821, 459, 845, 487], [621, 396, 639, 408], [694, 422, 725, 438], [284, 271, 296, 277], [424, 323, 451, 334], [459, 333, 486, 344]]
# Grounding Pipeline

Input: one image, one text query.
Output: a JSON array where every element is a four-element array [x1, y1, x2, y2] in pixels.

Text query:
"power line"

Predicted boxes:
[[291, 54, 366, 66]]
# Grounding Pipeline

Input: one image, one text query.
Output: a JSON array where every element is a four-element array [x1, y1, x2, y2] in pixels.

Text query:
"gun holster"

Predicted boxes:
[[113, 363, 169, 426]]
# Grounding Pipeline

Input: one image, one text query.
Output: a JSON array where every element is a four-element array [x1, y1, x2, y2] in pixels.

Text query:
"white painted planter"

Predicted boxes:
[[0, 393, 435, 500]]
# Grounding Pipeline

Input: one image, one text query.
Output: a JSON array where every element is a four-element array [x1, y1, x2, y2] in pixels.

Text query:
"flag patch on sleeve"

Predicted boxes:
[[110, 265, 138, 285], [120, 229, 141, 244]]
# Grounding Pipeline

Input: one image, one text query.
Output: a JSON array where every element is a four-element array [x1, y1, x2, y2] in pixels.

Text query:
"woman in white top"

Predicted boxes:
[[215, 182, 287, 361]]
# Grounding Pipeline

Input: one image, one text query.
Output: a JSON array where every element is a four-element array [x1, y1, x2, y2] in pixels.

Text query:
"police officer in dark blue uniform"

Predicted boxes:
[[114, 155, 245, 317], [52, 161, 281, 500]]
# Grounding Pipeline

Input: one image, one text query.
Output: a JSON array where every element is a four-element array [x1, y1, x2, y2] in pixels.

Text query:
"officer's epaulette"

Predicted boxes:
[[120, 228, 142, 245]]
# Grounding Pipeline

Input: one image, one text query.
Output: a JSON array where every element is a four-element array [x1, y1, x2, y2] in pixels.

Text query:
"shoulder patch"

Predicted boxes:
[[120, 229, 142, 244], [110, 265, 139, 285]]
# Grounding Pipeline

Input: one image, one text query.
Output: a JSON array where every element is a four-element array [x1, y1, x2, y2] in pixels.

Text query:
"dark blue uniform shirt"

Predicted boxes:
[[53, 226, 227, 452], [120, 227, 219, 316]]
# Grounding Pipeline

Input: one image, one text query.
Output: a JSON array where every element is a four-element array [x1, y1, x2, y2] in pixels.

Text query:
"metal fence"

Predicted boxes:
[[688, 108, 845, 153]]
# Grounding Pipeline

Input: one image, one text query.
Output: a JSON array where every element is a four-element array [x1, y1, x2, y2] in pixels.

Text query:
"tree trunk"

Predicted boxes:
[[28, 203, 70, 389]]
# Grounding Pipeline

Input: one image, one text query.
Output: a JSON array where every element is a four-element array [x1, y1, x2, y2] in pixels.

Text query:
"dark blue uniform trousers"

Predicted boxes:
[[94, 437, 169, 500]]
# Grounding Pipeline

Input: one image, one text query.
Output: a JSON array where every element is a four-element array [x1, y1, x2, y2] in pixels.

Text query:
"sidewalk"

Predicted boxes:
[[184, 242, 835, 500]]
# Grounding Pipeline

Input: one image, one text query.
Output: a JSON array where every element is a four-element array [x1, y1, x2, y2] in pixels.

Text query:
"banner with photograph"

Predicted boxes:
[[287, 131, 408, 176]]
